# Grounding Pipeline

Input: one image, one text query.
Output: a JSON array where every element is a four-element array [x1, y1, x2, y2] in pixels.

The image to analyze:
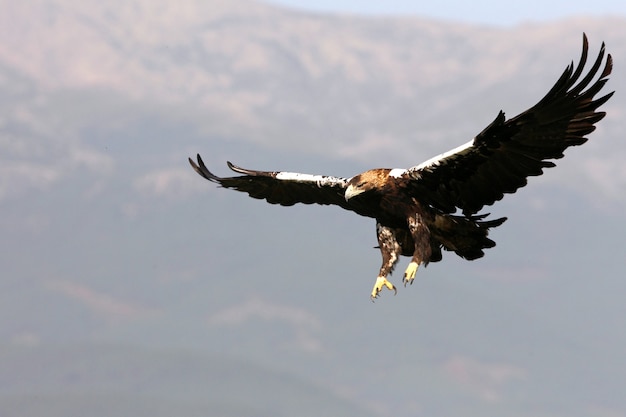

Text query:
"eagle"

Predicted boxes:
[[190, 34, 613, 300]]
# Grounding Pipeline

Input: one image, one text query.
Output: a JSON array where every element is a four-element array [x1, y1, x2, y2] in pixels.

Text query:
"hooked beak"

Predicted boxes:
[[344, 184, 365, 201]]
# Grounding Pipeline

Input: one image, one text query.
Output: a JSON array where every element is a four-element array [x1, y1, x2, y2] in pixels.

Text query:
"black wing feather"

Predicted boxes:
[[406, 34, 613, 215], [189, 154, 354, 210]]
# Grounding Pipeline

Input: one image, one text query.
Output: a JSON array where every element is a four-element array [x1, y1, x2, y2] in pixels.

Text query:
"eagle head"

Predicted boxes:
[[345, 169, 389, 201]]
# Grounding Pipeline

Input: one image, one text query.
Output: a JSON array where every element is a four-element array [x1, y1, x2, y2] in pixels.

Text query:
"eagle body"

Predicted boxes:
[[343, 168, 507, 295], [190, 34, 613, 300]]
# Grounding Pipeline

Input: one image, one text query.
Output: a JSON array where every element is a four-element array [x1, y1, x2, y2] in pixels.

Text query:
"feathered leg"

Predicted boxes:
[[371, 223, 402, 300], [403, 213, 432, 286]]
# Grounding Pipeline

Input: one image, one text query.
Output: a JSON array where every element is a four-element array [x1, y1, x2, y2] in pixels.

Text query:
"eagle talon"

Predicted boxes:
[[370, 276, 396, 300], [403, 261, 419, 286]]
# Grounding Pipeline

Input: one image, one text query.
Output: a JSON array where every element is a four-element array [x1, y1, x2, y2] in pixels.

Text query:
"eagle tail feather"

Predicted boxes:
[[432, 214, 507, 261]]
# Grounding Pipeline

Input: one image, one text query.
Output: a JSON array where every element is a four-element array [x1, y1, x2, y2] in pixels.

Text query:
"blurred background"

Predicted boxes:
[[1, 1, 625, 416]]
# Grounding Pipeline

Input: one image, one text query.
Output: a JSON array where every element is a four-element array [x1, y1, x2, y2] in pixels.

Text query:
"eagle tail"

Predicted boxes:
[[431, 214, 506, 261]]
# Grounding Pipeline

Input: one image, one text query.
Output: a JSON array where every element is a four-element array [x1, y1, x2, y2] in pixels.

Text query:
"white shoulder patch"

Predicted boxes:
[[389, 168, 407, 178], [410, 139, 475, 172]]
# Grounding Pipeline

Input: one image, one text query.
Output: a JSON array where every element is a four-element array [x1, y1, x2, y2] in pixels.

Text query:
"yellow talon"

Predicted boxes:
[[371, 276, 397, 300], [403, 261, 419, 286]]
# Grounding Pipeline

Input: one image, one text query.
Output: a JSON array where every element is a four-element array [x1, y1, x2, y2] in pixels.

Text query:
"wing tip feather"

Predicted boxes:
[[189, 153, 221, 183], [226, 161, 238, 171]]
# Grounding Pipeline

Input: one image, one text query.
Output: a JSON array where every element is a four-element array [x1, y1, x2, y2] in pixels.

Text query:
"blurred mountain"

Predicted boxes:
[[0, 344, 381, 417], [1, 1, 625, 416]]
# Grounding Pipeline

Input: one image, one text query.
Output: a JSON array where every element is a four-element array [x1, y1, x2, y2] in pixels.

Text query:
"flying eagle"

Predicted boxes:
[[190, 34, 613, 300]]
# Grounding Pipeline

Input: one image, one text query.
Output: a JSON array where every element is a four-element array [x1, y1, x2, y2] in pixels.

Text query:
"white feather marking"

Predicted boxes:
[[275, 172, 345, 188], [389, 168, 407, 178], [275, 172, 325, 181], [410, 139, 475, 172]]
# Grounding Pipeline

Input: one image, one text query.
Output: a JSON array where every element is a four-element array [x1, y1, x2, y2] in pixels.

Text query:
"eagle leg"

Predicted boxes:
[[402, 213, 432, 287], [371, 223, 401, 301]]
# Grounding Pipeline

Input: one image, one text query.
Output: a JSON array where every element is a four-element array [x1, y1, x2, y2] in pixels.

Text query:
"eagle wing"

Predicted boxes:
[[404, 34, 613, 215], [189, 154, 354, 209]]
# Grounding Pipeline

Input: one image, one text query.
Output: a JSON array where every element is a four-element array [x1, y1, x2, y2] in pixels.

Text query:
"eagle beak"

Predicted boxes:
[[345, 184, 364, 201]]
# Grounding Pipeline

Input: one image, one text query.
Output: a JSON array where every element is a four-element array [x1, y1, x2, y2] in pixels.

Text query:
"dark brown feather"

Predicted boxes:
[[188, 154, 352, 209], [406, 34, 613, 215]]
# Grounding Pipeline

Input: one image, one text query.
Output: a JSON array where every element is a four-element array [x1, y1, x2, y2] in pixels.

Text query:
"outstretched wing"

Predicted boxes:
[[404, 34, 614, 215], [189, 154, 354, 210]]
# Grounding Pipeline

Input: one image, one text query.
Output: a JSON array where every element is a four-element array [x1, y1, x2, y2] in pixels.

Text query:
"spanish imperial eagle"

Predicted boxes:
[[190, 34, 613, 300]]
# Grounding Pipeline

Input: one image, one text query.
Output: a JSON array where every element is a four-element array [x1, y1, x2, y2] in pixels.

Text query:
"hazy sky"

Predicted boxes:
[[2, 3, 625, 416], [263, 0, 626, 26]]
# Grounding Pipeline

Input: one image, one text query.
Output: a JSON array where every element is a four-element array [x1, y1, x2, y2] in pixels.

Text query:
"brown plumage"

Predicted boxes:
[[189, 34, 613, 300]]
